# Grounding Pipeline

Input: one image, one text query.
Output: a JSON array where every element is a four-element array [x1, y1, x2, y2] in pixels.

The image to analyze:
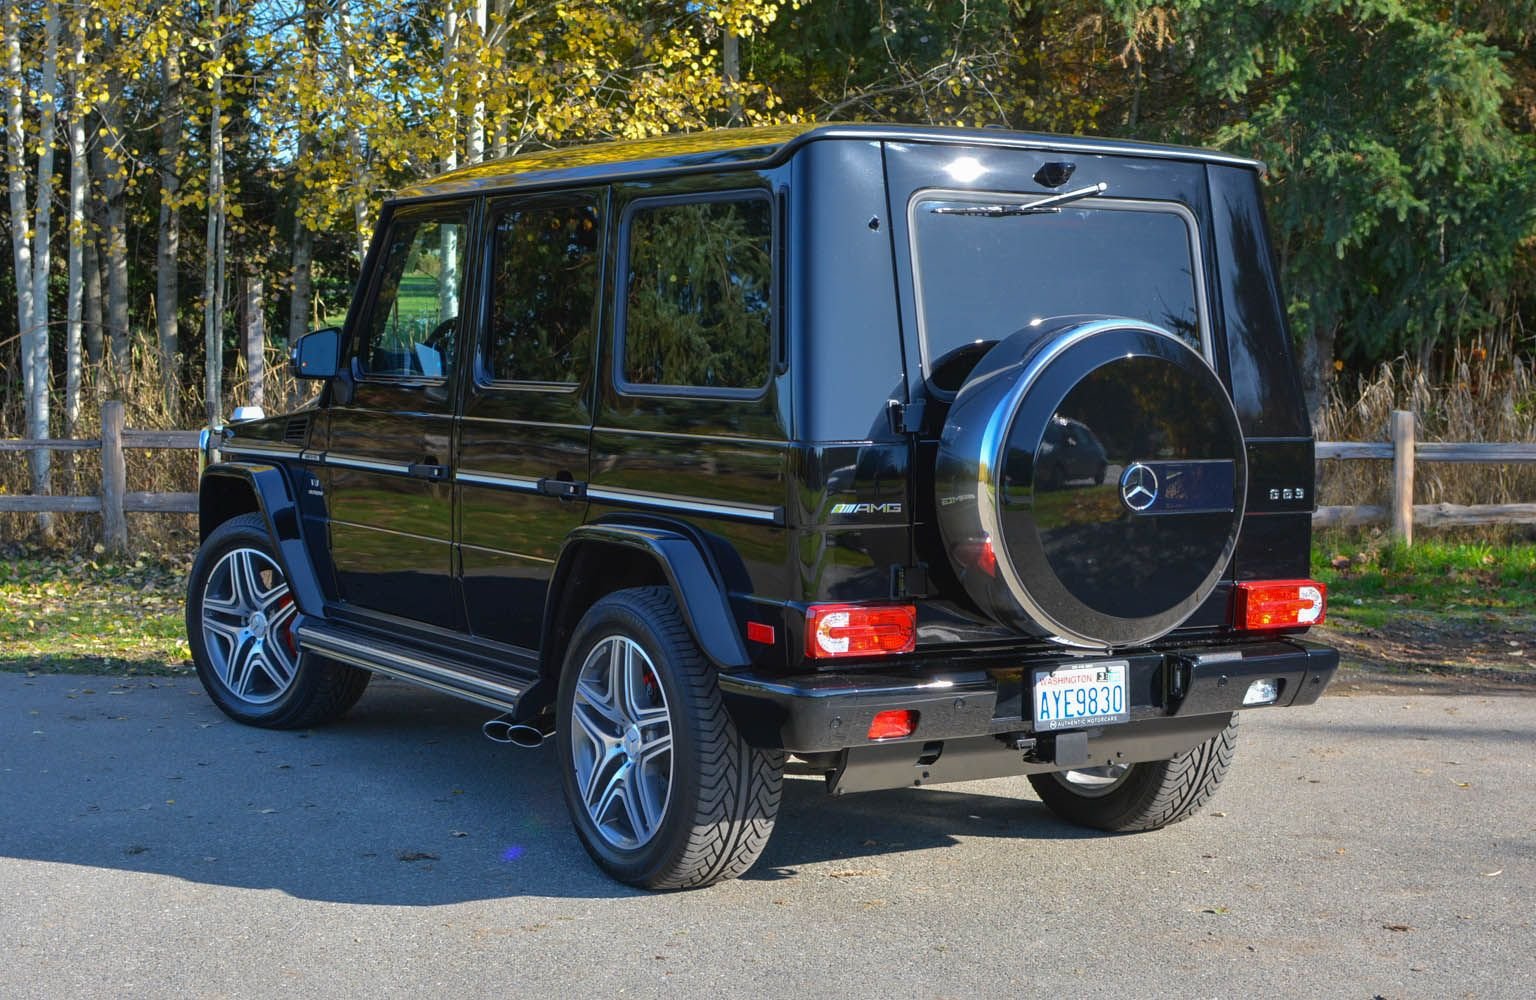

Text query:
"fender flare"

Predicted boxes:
[[198, 463, 326, 618], [543, 523, 750, 671]]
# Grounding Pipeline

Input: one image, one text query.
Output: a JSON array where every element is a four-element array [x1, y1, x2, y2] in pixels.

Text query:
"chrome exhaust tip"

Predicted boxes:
[[483, 714, 555, 749]]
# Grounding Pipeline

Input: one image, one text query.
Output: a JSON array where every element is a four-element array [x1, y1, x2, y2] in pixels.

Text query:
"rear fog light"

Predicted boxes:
[[867, 710, 918, 741]]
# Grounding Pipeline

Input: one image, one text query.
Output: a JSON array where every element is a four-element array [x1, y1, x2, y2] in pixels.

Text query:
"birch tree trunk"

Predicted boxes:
[[203, 0, 226, 426], [94, 53, 131, 371], [155, 31, 183, 406], [65, 3, 86, 440], [83, 230, 103, 364], [287, 1, 319, 346], [28, 0, 60, 532], [4, 0, 37, 365], [468, 0, 486, 165], [243, 269, 264, 409], [338, 0, 368, 262]]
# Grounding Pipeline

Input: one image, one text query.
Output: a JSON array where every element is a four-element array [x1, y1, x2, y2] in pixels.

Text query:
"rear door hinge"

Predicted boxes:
[[891, 563, 931, 599], [887, 398, 927, 435]]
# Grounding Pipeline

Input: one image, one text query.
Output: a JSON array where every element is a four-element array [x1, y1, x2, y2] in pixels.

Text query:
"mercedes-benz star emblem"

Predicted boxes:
[[1119, 462, 1159, 512]]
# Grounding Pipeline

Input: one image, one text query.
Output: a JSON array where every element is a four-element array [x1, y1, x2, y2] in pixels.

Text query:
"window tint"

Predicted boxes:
[[621, 195, 772, 391], [487, 197, 601, 384], [912, 198, 1202, 391], [360, 211, 468, 379]]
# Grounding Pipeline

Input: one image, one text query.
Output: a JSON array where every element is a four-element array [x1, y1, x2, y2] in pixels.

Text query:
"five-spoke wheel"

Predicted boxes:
[[187, 513, 370, 729], [569, 635, 674, 850], [199, 547, 300, 705], [556, 587, 784, 889]]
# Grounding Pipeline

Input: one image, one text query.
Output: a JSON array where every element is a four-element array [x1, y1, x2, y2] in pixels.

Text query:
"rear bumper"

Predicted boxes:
[[718, 636, 1337, 755]]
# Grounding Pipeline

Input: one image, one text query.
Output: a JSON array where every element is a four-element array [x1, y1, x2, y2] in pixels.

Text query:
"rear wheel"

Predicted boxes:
[[556, 586, 784, 889], [187, 513, 370, 729], [1027, 714, 1238, 831]]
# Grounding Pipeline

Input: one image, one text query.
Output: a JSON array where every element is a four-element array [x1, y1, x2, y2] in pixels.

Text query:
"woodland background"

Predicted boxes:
[[2, 0, 1535, 547]]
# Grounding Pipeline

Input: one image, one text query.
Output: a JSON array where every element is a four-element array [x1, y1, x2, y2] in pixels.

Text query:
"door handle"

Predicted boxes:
[[536, 477, 586, 500], [408, 462, 449, 482]]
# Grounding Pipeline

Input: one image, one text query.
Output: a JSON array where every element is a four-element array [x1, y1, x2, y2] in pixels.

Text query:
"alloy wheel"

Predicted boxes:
[[199, 547, 300, 705], [569, 635, 674, 850]]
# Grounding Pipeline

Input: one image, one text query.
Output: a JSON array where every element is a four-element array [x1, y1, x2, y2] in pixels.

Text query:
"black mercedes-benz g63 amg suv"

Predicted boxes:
[[188, 123, 1337, 889]]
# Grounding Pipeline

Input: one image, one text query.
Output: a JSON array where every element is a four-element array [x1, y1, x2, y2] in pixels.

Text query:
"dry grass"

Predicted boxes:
[[1317, 353, 1536, 542]]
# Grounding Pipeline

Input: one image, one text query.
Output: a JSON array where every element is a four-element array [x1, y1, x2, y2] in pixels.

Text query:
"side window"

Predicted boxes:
[[359, 209, 469, 380], [620, 194, 773, 393], [486, 196, 601, 385]]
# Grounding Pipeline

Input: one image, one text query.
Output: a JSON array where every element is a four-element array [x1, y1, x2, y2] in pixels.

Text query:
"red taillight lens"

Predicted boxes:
[[1234, 580, 1327, 629], [867, 709, 918, 741], [804, 603, 917, 659]]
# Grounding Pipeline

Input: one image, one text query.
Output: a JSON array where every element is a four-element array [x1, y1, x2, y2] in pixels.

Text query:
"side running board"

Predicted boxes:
[[297, 619, 532, 715]]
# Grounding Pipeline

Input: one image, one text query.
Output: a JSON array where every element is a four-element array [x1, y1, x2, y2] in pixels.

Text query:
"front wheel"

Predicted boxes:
[[186, 512, 370, 729], [556, 587, 784, 889], [1027, 714, 1238, 831]]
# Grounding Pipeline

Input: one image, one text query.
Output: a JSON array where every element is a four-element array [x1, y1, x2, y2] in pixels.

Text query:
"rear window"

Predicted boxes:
[[910, 194, 1206, 392]]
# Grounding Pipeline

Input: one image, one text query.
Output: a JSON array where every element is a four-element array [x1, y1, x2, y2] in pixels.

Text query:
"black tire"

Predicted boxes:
[[1027, 714, 1238, 831], [186, 512, 370, 729], [556, 586, 784, 889]]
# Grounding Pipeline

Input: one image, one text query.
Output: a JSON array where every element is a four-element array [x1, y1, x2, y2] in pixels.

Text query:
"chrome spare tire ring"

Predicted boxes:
[[199, 547, 300, 705], [569, 635, 675, 851]]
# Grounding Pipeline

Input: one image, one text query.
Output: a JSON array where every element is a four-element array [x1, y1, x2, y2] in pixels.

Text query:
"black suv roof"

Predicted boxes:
[[392, 123, 1265, 204]]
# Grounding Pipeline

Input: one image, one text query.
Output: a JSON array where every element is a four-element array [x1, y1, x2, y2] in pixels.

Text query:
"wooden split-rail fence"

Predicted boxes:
[[2, 405, 1533, 549]]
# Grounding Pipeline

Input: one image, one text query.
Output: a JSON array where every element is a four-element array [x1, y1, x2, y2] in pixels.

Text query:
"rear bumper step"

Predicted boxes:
[[718, 636, 1337, 755]]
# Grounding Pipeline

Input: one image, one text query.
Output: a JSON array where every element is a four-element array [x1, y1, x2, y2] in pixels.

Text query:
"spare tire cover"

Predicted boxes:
[[936, 317, 1246, 648]]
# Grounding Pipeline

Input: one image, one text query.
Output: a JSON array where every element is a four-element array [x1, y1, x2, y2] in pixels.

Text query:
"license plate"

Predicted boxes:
[[1032, 661, 1130, 731]]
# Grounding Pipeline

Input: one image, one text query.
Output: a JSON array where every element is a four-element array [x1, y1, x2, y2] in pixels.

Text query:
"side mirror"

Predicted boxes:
[[290, 327, 343, 379]]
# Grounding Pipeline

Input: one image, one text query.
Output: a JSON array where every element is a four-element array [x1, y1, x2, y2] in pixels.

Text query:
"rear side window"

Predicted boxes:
[[911, 194, 1207, 391], [485, 195, 602, 385], [359, 209, 470, 380], [619, 194, 773, 394]]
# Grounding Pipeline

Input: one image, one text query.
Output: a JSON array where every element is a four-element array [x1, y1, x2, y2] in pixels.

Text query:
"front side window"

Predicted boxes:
[[359, 210, 469, 380], [911, 194, 1205, 391], [620, 194, 773, 393], [486, 196, 601, 385]]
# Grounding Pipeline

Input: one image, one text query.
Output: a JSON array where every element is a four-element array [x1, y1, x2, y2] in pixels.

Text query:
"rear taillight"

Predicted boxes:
[[804, 603, 917, 659], [1234, 580, 1326, 630]]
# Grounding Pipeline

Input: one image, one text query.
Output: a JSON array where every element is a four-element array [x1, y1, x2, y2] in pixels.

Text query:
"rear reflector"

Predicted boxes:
[[867, 710, 918, 741], [805, 603, 917, 659], [746, 621, 775, 645], [1234, 580, 1326, 629]]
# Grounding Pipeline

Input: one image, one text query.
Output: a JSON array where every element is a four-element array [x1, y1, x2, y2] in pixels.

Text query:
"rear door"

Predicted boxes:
[[456, 189, 606, 650], [324, 201, 475, 628]]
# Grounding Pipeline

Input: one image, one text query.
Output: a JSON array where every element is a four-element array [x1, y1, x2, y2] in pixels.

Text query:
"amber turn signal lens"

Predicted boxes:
[[867, 709, 918, 741], [804, 603, 917, 659], [1234, 580, 1326, 629]]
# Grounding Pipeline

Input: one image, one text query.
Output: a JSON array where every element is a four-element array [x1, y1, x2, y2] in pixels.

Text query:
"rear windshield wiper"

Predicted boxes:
[[931, 182, 1108, 217]]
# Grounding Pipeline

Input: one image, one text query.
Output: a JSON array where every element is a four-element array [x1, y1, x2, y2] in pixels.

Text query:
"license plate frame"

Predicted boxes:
[[1032, 660, 1130, 731]]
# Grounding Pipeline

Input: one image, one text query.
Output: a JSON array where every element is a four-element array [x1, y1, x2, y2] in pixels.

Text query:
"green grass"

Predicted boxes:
[[0, 554, 193, 675], [3, 537, 1533, 680], [1311, 536, 1536, 678], [1313, 538, 1536, 625]]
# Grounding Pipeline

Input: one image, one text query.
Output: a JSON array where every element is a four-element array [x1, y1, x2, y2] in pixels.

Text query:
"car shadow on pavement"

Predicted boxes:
[[4, 673, 1104, 905]]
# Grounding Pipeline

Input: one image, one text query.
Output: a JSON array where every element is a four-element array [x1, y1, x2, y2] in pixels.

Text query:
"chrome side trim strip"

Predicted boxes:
[[325, 453, 415, 475], [221, 444, 301, 462], [454, 470, 543, 493], [298, 625, 527, 714], [586, 486, 781, 524]]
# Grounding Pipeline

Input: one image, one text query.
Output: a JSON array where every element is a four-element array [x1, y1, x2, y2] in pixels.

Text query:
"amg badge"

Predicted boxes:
[[831, 502, 904, 516]]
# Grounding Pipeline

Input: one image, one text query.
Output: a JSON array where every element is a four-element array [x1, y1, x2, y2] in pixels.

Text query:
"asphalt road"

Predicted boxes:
[[2, 670, 1532, 999]]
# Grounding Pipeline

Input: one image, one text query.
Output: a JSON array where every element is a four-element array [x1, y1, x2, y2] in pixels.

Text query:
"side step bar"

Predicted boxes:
[[297, 619, 532, 715]]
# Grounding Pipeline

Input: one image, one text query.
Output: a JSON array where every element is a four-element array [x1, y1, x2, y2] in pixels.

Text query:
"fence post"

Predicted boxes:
[[1391, 409, 1415, 546], [101, 400, 128, 553]]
